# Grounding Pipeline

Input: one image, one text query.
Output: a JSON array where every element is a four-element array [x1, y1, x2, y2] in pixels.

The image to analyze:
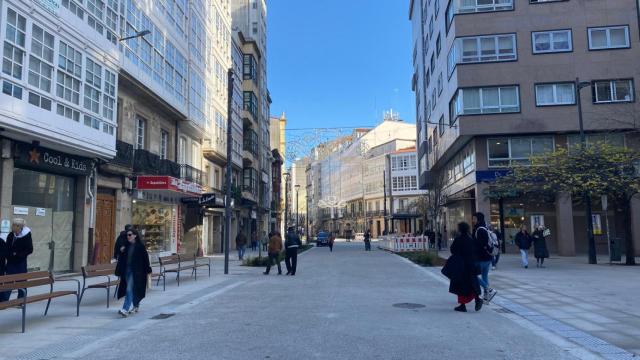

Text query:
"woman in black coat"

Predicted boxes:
[[532, 226, 550, 268], [5, 219, 33, 299], [447, 222, 482, 312], [115, 229, 152, 317]]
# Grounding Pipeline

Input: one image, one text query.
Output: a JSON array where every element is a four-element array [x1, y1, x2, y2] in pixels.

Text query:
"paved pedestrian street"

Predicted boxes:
[[5, 241, 635, 360]]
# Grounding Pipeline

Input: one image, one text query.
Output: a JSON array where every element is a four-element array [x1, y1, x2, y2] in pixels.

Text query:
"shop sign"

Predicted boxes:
[[14, 142, 93, 176], [32, 0, 61, 15], [199, 193, 224, 207], [35, 208, 46, 217], [1, 220, 10, 233], [13, 207, 29, 215], [476, 170, 509, 183], [136, 176, 203, 195], [592, 214, 603, 236]]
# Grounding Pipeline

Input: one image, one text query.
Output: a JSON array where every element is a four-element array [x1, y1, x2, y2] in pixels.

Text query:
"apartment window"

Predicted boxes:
[[84, 114, 100, 129], [592, 80, 634, 103], [535, 83, 575, 106], [438, 115, 445, 136], [567, 133, 625, 150], [391, 155, 417, 171], [28, 25, 54, 92], [178, 137, 187, 163], [456, 0, 513, 13], [588, 26, 630, 50], [431, 88, 437, 109], [450, 85, 520, 118], [28, 92, 52, 110], [2, 80, 22, 99], [102, 123, 115, 136], [392, 176, 418, 192], [84, 58, 102, 114], [448, 34, 517, 75], [243, 54, 257, 80], [56, 104, 80, 122], [3, 9, 26, 81], [532, 30, 572, 53], [434, 0, 440, 17], [160, 130, 169, 160], [530, 0, 566, 2], [243, 91, 258, 118], [103, 70, 116, 120], [437, 73, 443, 95], [252, 22, 258, 34], [436, 33, 442, 57], [62, 0, 85, 19], [136, 117, 146, 150], [5, 8, 26, 47], [488, 137, 554, 167]]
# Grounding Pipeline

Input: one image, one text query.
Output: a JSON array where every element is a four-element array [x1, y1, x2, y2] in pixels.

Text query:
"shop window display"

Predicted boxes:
[[131, 201, 174, 254]]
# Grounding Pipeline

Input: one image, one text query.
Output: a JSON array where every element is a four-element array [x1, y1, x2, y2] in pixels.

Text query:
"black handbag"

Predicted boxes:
[[441, 254, 464, 281]]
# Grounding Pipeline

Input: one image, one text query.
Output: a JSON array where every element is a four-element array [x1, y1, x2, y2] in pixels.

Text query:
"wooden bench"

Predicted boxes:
[[80, 263, 119, 308], [155, 254, 212, 290], [179, 254, 212, 281], [0, 271, 80, 333]]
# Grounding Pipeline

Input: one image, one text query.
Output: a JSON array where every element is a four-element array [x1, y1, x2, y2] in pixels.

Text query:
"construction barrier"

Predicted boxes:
[[378, 234, 427, 252]]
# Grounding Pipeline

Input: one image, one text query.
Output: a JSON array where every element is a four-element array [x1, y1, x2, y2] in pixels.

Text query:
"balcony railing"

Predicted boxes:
[[180, 164, 205, 186], [112, 140, 134, 168], [133, 149, 160, 175], [159, 159, 180, 178]]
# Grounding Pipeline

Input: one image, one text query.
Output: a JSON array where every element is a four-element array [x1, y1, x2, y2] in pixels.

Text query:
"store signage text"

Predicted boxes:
[[136, 176, 203, 196], [15, 142, 92, 176]]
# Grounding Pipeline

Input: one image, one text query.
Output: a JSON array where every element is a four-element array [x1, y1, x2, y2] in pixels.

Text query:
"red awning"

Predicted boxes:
[[136, 176, 203, 196]]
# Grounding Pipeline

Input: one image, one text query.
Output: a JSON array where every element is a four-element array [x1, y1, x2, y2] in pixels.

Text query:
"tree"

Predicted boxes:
[[487, 142, 639, 265], [425, 169, 447, 234]]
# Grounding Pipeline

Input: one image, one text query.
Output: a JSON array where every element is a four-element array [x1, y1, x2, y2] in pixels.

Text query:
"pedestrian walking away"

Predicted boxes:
[[442, 222, 483, 312], [4, 219, 33, 300], [115, 229, 152, 317], [284, 227, 301, 275], [472, 212, 497, 303], [264, 231, 283, 275], [532, 226, 550, 268], [251, 231, 258, 252], [364, 230, 372, 251], [113, 224, 133, 261], [262, 231, 269, 252], [515, 225, 533, 268], [328, 232, 335, 252], [0, 232, 9, 302], [236, 232, 247, 260], [437, 231, 443, 250]]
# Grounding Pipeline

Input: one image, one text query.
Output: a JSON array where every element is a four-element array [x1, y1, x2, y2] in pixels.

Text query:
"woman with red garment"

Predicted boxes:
[[446, 222, 483, 312]]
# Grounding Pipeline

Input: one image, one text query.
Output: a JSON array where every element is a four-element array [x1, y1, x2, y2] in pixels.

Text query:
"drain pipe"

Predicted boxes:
[[87, 163, 97, 265]]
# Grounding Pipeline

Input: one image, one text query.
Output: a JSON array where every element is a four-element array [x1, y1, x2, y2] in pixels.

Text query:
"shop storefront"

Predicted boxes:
[[135, 176, 203, 261], [9, 142, 93, 272]]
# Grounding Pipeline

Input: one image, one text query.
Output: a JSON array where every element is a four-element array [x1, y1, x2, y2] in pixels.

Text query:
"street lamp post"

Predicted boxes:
[[283, 172, 291, 232], [576, 77, 597, 265], [295, 184, 300, 236], [223, 69, 235, 275]]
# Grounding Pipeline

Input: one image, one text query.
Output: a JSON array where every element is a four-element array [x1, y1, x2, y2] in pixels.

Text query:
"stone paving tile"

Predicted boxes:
[[562, 318, 609, 332], [580, 313, 621, 324]]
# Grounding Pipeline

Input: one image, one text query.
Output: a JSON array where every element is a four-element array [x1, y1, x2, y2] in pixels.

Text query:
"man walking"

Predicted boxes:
[[236, 231, 247, 260], [264, 231, 282, 275], [472, 212, 497, 303], [284, 227, 301, 275]]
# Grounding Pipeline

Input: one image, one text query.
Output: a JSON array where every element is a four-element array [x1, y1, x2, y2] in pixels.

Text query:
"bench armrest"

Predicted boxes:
[[54, 278, 81, 295]]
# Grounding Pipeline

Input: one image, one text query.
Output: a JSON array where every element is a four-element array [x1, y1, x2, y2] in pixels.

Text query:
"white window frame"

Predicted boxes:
[[136, 117, 146, 150], [456, 0, 513, 14], [448, 34, 516, 74], [532, 30, 572, 54], [451, 85, 520, 117], [160, 130, 169, 160], [593, 79, 634, 104], [487, 137, 555, 167], [588, 26, 630, 50], [535, 83, 576, 106]]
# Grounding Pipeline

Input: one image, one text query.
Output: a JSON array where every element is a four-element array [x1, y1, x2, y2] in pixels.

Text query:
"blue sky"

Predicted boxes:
[[267, 0, 415, 132]]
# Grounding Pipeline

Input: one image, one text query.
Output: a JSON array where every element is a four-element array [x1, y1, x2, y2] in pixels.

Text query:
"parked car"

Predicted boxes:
[[354, 233, 365, 241], [316, 231, 330, 247]]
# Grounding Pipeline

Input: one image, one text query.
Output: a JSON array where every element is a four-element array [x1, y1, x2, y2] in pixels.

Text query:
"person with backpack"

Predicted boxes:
[[532, 225, 550, 268], [472, 212, 497, 303], [515, 225, 533, 268], [444, 222, 483, 312], [491, 227, 501, 270]]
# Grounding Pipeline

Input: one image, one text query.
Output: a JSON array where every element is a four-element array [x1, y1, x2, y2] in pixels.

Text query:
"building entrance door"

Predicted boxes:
[[95, 193, 116, 264]]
